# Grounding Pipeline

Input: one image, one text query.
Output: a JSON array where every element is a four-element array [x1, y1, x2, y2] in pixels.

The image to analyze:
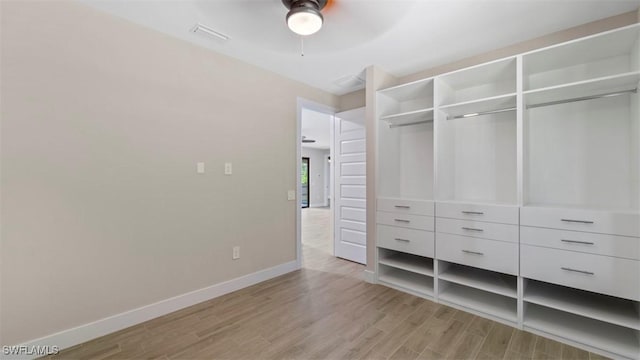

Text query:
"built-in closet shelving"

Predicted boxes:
[[374, 23, 640, 360], [519, 24, 640, 359], [376, 78, 436, 298]]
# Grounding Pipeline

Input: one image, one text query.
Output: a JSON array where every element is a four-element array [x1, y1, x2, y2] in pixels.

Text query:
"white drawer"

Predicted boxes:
[[377, 211, 434, 231], [377, 225, 434, 258], [521, 226, 640, 260], [520, 206, 640, 237], [521, 245, 640, 301], [435, 202, 519, 225], [435, 233, 518, 275], [377, 198, 434, 216], [436, 218, 518, 243]]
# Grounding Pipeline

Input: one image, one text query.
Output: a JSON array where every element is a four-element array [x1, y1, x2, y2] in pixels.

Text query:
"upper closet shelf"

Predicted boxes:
[[524, 72, 640, 108], [440, 93, 517, 120], [382, 108, 434, 127], [379, 78, 434, 102]]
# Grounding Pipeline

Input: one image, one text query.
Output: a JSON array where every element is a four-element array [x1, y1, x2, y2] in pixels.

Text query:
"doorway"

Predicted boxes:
[[301, 157, 310, 208]]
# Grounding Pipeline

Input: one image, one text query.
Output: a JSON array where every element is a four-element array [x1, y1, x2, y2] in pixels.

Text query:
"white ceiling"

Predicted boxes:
[[301, 108, 331, 150], [81, 0, 640, 95]]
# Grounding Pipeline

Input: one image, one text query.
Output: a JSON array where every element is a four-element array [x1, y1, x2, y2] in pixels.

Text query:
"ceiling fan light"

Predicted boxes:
[[286, 7, 323, 36]]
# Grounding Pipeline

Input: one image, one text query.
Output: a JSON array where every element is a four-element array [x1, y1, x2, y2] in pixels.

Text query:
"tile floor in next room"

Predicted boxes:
[[47, 207, 606, 359]]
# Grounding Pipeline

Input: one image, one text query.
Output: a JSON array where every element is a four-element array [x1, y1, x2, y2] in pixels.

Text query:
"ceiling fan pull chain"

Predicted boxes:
[[300, 36, 305, 57]]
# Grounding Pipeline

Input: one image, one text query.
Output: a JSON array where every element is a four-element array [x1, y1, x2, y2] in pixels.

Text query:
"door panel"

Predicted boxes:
[[334, 107, 366, 264]]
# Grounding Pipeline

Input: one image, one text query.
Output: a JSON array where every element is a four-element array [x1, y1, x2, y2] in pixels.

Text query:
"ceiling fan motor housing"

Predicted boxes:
[[283, 0, 328, 22]]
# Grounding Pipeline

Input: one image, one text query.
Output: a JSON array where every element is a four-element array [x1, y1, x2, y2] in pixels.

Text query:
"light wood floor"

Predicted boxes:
[[47, 209, 606, 360]]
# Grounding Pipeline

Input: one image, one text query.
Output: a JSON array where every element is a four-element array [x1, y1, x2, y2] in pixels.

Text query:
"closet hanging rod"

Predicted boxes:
[[526, 88, 637, 109], [448, 107, 516, 120], [388, 119, 433, 128]]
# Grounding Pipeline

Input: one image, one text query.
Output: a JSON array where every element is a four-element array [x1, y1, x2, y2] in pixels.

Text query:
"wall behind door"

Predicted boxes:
[[302, 148, 330, 207]]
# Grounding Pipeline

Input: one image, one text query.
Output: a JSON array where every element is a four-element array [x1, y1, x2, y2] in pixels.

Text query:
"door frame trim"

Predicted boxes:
[[296, 98, 336, 269]]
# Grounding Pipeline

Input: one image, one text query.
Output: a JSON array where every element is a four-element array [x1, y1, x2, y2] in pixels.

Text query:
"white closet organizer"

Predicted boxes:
[[521, 24, 640, 358], [376, 78, 436, 298], [374, 23, 640, 360], [434, 58, 521, 326]]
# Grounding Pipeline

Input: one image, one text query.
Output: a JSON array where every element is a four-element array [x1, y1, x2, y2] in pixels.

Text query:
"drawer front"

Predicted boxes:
[[377, 225, 434, 257], [521, 226, 640, 260], [520, 206, 640, 237], [377, 211, 434, 231], [377, 198, 434, 216], [521, 245, 640, 301], [435, 202, 519, 225], [436, 218, 518, 243], [436, 233, 518, 275]]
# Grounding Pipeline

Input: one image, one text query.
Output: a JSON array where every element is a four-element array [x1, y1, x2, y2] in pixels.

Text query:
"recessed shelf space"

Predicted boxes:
[[378, 248, 434, 276], [524, 72, 640, 107], [439, 262, 517, 298], [378, 265, 434, 296], [438, 281, 517, 322], [435, 108, 517, 205], [381, 108, 434, 128], [524, 279, 640, 330], [438, 57, 517, 106], [524, 24, 640, 91], [524, 303, 640, 359], [378, 78, 434, 117], [524, 82, 639, 212]]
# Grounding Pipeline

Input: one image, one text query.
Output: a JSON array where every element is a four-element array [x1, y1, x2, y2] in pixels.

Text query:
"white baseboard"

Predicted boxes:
[[7, 260, 299, 360], [362, 269, 376, 284]]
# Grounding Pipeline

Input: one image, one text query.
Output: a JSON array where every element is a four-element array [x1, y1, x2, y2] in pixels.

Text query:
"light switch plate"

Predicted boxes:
[[197, 162, 205, 174], [224, 162, 232, 175], [287, 190, 296, 201]]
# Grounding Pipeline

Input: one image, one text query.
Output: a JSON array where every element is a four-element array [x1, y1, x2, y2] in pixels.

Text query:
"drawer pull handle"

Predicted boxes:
[[394, 205, 411, 209], [561, 239, 594, 245], [462, 211, 484, 215], [561, 219, 594, 224], [462, 250, 484, 256], [394, 219, 411, 223], [394, 238, 410, 242], [461, 227, 484, 232], [561, 267, 594, 276]]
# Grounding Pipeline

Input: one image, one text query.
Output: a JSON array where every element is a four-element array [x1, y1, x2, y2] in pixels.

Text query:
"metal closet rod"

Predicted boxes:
[[388, 119, 433, 128], [526, 88, 637, 109], [445, 88, 638, 120]]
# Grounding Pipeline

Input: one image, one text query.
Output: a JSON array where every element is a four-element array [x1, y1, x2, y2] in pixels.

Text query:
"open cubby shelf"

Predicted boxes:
[[439, 281, 517, 322], [524, 303, 640, 360], [524, 279, 640, 330], [378, 265, 434, 296], [439, 262, 517, 298], [378, 249, 434, 276]]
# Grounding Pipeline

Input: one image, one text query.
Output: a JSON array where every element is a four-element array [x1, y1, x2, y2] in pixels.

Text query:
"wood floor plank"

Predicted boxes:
[[48, 208, 599, 360], [477, 322, 514, 359]]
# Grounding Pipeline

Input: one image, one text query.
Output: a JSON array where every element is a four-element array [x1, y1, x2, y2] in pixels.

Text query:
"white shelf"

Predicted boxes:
[[524, 72, 640, 107], [438, 281, 517, 322], [378, 267, 434, 296], [379, 251, 434, 276], [439, 263, 517, 298], [525, 304, 640, 359], [440, 93, 517, 119], [524, 280, 640, 330], [381, 108, 434, 127], [379, 78, 434, 102]]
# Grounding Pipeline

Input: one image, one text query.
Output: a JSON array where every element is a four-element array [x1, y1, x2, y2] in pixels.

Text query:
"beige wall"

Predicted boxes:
[[338, 89, 366, 112], [0, 1, 337, 346], [366, 10, 639, 271]]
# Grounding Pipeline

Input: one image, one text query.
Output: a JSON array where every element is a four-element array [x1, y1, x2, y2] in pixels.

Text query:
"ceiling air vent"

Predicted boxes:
[[191, 24, 230, 42], [333, 74, 365, 90]]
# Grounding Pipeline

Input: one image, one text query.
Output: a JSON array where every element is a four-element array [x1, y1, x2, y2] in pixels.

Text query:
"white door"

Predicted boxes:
[[333, 107, 366, 264]]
